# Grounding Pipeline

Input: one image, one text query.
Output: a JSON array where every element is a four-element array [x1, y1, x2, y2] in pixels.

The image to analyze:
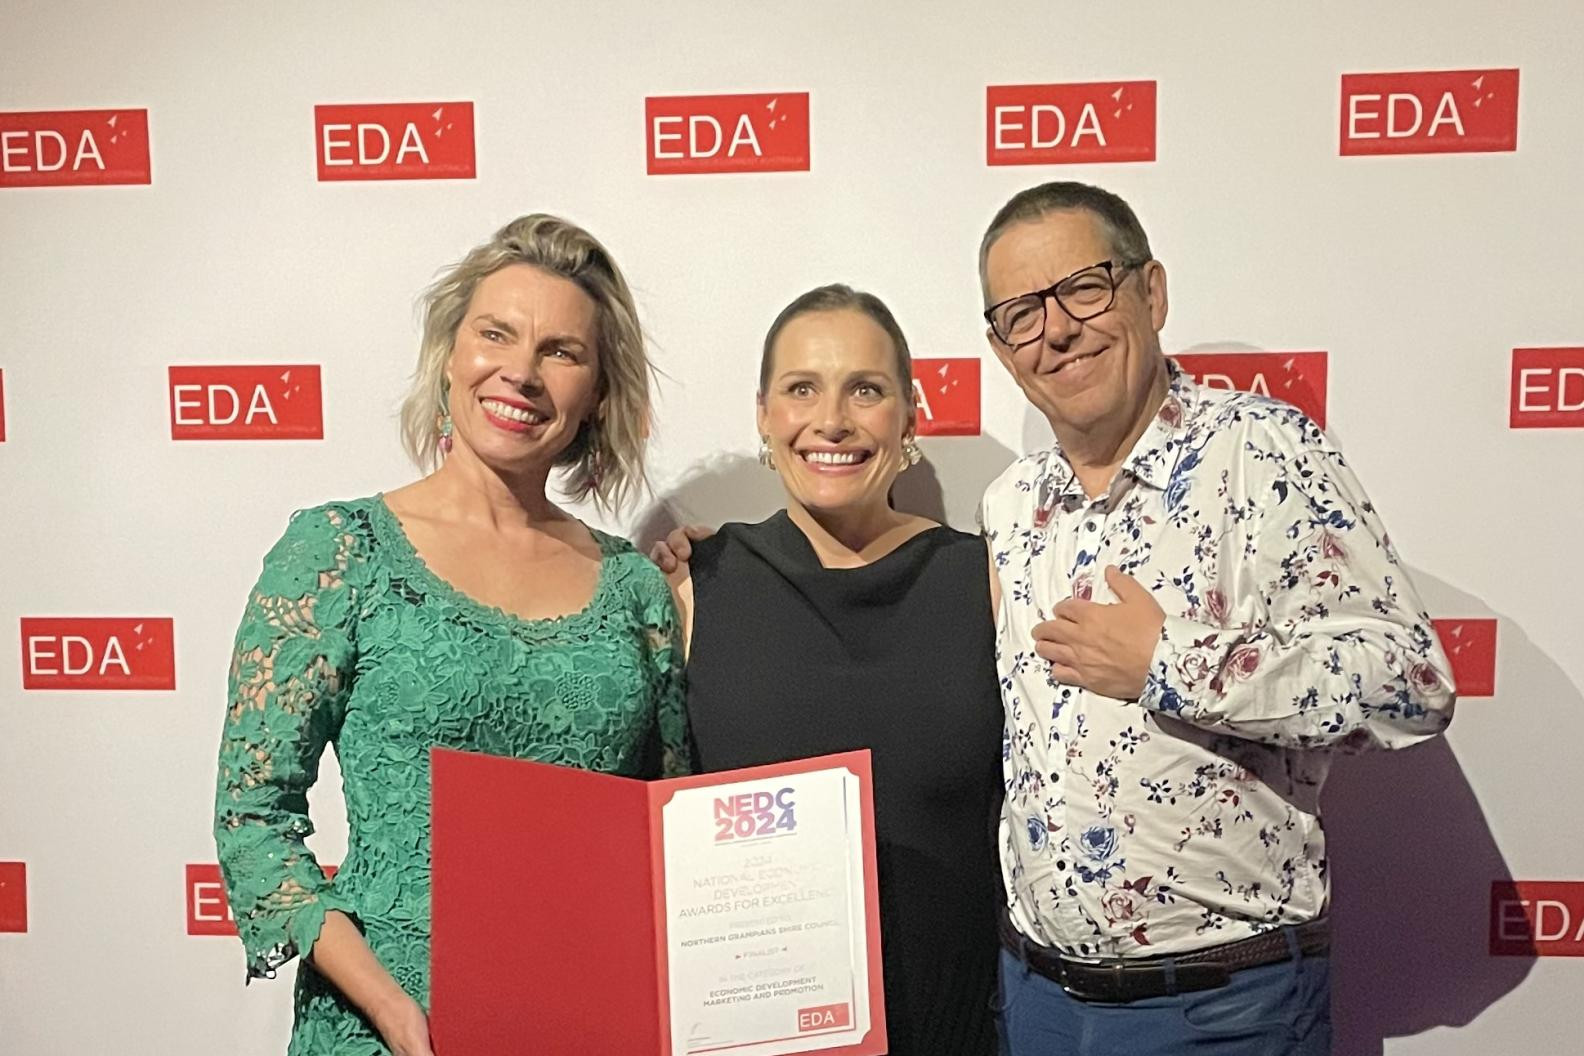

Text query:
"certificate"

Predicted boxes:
[[663, 766, 872, 1054], [429, 748, 887, 1056]]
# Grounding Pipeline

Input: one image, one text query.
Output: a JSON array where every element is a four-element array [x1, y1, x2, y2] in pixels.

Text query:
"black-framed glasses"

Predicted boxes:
[[983, 259, 1149, 347]]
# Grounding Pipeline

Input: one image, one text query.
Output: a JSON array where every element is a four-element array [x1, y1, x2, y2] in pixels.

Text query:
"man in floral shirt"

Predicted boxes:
[[979, 181, 1456, 1055]]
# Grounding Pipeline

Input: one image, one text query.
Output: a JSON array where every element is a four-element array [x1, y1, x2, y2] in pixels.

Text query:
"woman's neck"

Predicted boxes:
[[413, 448, 561, 528], [786, 499, 921, 569]]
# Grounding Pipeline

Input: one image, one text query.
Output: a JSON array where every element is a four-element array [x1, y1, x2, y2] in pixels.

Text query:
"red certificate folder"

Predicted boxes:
[[430, 748, 887, 1056]]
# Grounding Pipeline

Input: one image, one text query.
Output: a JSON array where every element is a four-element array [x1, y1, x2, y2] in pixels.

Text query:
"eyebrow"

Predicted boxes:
[[992, 260, 1113, 306], [774, 368, 895, 384], [473, 314, 520, 340], [473, 315, 590, 352]]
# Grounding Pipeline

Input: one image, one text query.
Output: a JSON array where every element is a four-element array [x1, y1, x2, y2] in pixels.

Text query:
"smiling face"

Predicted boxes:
[[444, 263, 602, 476], [757, 308, 913, 519], [982, 208, 1169, 441]]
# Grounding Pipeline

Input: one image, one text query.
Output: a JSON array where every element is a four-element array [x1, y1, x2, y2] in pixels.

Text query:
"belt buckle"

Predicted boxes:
[[1058, 959, 1123, 1003], [1058, 978, 1099, 1002]]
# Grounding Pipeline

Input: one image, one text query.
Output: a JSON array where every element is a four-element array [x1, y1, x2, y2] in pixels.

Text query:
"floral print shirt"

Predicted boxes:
[[982, 361, 1455, 957]]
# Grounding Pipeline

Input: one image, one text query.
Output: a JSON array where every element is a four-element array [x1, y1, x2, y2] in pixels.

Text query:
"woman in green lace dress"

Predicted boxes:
[[213, 215, 690, 1056]]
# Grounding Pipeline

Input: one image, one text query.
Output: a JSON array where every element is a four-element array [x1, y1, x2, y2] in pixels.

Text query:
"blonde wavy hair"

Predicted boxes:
[[399, 214, 653, 510]]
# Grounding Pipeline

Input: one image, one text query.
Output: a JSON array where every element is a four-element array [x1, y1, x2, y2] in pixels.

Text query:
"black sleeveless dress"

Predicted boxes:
[[686, 512, 1003, 1056]]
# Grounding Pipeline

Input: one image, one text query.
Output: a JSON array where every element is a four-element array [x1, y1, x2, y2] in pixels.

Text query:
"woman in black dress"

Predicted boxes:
[[663, 285, 1003, 1055]]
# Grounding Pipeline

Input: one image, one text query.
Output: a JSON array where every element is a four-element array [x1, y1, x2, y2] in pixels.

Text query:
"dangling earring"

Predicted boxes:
[[436, 413, 454, 455], [757, 435, 776, 470], [585, 421, 604, 489], [901, 437, 922, 469]]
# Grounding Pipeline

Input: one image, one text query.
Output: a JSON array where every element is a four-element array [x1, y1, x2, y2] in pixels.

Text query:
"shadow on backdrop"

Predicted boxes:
[[1324, 571, 1545, 1054], [1159, 340, 1540, 1050]]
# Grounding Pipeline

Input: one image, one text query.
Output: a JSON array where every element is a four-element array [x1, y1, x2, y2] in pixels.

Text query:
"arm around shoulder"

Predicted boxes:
[[666, 560, 695, 662]]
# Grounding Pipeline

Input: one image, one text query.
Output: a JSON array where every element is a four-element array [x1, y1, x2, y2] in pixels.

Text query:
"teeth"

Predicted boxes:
[[1055, 352, 1098, 373], [804, 450, 864, 465], [483, 399, 544, 424]]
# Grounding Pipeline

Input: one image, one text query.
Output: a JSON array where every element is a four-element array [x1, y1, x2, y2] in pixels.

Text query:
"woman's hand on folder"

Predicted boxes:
[[370, 992, 436, 1056]]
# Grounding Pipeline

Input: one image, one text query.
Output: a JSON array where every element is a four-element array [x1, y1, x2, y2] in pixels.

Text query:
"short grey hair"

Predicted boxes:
[[399, 214, 653, 510], [978, 181, 1154, 298]]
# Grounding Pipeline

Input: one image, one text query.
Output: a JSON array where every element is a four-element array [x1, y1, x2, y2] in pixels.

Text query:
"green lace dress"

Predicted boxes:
[[213, 496, 690, 1055]]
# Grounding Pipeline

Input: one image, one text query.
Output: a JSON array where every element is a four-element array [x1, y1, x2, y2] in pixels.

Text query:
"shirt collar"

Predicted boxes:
[[1122, 359, 1196, 490], [1037, 359, 1196, 498]]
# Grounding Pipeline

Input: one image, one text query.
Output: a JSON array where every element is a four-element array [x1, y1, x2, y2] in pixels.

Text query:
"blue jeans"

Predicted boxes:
[[997, 937, 1332, 1055]]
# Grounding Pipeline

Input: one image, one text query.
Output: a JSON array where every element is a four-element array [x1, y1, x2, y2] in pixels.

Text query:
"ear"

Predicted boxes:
[[1144, 260, 1169, 332], [899, 369, 919, 435], [985, 327, 1018, 379], [755, 392, 769, 439], [900, 404, 917, 445]]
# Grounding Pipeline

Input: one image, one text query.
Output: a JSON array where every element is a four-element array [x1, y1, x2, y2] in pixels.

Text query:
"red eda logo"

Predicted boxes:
[[186, 864, 236, 935], [797, 1002, 852, 1033], [314, 102, 475, 181], [0, 368, 7, 442], [187, 862, 336, 935], [987, 82, 1156, 166], [1510, 347, 1584, 428], [1433, 618, 1497, 698], [913, 358, 981, 436], [169, 365, 324, 440], [1175, 352, 1328, 429], [1341, 69, 1518, 156], [20, 618, 176, 691], [713, 787, 796, 842], [0, 862, 25, 933], [645, 93, 810, 175], [0, 109, 151, 188], [1491, 881, 1584, 956]]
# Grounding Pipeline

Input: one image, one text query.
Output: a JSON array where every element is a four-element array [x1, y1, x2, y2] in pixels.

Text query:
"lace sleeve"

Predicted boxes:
[[213, 506, 361, 979], [638, 563, 694, 778]]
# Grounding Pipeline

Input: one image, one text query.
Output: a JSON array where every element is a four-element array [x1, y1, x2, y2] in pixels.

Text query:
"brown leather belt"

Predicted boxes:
[[998, 908, 1329, 1003]]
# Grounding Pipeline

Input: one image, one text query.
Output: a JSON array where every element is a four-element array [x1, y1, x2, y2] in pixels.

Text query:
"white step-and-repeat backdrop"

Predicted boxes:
[[2, 2, 1580, 1053]]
